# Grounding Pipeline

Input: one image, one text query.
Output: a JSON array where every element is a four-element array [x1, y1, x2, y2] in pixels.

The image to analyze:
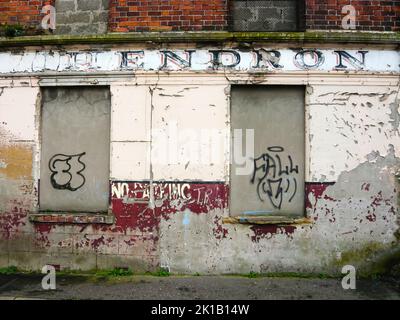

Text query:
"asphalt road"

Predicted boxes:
[[0, 274, 399, 300]]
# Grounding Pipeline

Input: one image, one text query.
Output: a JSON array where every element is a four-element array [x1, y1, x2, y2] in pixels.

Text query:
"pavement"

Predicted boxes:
[[0, 274, 399, 300]]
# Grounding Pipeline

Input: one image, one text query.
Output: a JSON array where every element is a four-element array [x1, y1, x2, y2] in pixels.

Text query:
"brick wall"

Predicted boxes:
[[0, 0, 54, 34], [0, 1, 399, 35], [306, 0, 400, 31], [108, 0, 228, 32]]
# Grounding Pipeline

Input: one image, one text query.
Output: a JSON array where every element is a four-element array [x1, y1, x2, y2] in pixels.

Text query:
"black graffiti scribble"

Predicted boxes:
[[48, 152, 86, 191], [250, 146, 298, 210]]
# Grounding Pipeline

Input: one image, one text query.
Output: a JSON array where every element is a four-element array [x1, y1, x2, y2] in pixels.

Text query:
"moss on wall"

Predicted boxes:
[[333, 242, 400, 278], [0, 31, 398, 48]]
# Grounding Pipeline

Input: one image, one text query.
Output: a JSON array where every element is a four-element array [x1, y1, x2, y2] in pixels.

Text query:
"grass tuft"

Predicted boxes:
[[247, 271, 260, 278], [96, 268, 133, 277], [0, 266, 19, 275], [156, 268, 170, 277]]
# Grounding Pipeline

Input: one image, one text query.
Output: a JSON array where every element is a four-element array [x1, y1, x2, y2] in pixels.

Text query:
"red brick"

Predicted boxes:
[[108, 0, 228, 32], [1, 0, 397, 34], [305, 0, 399, 31], [0, 0, 55, 34]]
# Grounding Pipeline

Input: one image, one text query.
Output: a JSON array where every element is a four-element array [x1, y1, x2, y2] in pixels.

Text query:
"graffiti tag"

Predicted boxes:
[[250, 146, 299, 209], [48, 152, 86, 191], [112, 182, 219, 207]]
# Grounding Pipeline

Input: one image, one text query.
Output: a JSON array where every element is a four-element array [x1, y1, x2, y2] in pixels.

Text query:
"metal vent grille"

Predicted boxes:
[[231, 0, 301, 32]]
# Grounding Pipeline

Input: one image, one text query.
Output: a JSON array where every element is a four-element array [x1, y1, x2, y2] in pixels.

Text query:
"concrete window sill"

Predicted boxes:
[[29, 213, 115, 225], [222, 215, 313, 225]]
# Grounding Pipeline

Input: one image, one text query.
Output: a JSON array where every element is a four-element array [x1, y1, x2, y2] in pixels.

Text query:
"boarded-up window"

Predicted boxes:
[[40, 87, 111, 212], [230, 0, 304, 32], [230, 86, 305, 216]]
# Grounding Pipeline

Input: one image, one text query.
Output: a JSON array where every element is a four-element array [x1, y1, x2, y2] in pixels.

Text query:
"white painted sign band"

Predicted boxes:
[[0, 49, 398, 74]]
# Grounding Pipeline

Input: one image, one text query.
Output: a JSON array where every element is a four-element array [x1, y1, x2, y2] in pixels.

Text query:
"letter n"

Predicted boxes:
[[334, 51, 368, 69], [161, 50, 194, 69]]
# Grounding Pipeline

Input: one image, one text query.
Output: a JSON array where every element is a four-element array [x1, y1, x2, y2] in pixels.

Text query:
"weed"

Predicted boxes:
[[2, 24, 25, 37], [155, 268, 170, 277], [96, 268, 133, 277], [247, 271, 259, 278], [0, 266, 19, 275]]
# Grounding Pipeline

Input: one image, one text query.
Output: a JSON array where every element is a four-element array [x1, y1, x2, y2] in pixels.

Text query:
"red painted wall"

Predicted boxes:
[[0, 181, 230, 271]]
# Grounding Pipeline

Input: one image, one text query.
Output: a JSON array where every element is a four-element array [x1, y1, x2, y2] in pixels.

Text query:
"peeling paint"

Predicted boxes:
[[305, 182, 335, 210], [0, 44, 399, 274], [0, 145, 33, 179], [389, 98, 400, 132], [213, 216, 229, 240], [250, 225, 296, 242], [0, 200, 28, 239]]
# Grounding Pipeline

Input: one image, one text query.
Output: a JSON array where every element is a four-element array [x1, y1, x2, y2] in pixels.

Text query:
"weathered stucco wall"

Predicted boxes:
[[0, 45, 399, 275], [158, 81, 400, 275]]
